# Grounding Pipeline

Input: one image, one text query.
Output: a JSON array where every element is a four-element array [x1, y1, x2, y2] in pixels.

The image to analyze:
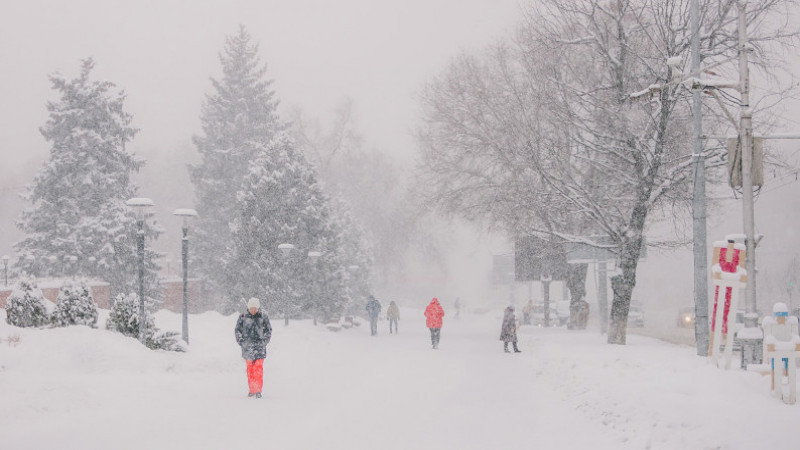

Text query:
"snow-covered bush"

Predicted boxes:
[[5, 278, 49, 328], [106, 293, 146, 338], [51, 280, 98, 327], [146, 330, 184, 353], [106, 293, 184, 352]]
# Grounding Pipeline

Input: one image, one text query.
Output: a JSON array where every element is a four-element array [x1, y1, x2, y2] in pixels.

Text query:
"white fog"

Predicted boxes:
[[2, 1, 800, 449]]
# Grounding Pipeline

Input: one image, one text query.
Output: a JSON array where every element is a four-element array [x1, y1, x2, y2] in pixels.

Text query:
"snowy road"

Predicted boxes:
[[1, 307, 798, 450]]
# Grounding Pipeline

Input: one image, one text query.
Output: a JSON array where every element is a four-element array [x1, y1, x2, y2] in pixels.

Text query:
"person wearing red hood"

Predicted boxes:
[[424, 297, 445, 349]]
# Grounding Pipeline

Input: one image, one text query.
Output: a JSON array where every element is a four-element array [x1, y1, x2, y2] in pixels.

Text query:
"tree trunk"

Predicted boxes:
[[567, 263, 589, 330], [608, 274, 630, 344]]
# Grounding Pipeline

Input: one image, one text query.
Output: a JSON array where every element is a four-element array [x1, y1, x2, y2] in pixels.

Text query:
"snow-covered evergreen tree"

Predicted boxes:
[[14, 58, 161, 298], [5, 278, 49, 328], [227, 134, 349, 321], [51, 280, 98, 327], [190, 26, 284, 303], [106, 293, 184, 352], [106, 293, 144, 338]]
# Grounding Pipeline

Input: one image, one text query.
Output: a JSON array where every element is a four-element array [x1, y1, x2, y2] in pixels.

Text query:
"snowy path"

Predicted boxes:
[[2, 307, 799, 450]]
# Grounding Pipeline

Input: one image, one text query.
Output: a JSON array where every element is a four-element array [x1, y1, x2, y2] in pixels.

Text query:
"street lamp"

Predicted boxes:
[[173, 208, 198, 344], [47, 255, 57, 279], [278, 243, 295, 325], [2, 255, 8, 287], [127, 197, 154, 345], [69, 255, 78, 280], [308, 251, 322, 325]]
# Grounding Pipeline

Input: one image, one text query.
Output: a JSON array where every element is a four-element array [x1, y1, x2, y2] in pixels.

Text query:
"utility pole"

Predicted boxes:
[[690, 0, 710, 357], [737, 0, 763, 366]]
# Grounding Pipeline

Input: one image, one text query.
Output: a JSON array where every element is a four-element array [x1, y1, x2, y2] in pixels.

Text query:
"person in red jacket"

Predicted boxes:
[[424, 297, 445, 349]]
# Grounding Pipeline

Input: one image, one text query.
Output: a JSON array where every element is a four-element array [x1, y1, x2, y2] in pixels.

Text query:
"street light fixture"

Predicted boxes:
[[173, 208, 198, 344], [69, 255, 78, 280], [47, 255, 57, 279], [308, 251, 322, 325], [2, 255, 8, 287], [127, 197, 154, 345], [278, 243, 295, 325]]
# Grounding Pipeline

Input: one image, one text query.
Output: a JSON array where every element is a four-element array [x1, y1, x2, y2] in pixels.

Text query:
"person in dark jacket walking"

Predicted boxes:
[[365, 295, 381, 336], [235, 297, 272, 398], [424, 297, 445, 349], [500, 305, 521, 353]]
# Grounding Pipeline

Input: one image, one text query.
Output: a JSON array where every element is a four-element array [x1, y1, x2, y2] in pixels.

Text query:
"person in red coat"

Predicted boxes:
[[424, 297, 445, 349]]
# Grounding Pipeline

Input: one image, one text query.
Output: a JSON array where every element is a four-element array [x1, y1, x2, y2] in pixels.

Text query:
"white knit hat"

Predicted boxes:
[[247, 297, 260, 309]]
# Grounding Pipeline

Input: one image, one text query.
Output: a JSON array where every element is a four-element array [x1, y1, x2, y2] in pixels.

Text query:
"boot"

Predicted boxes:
[[254, 392, 262, 399], [504, 342, 510, 353], [513, 342, 521, 353]]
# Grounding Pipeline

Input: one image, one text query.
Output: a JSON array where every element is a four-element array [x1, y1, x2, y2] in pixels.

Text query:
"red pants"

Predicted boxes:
[[245, 359, 264, 394]]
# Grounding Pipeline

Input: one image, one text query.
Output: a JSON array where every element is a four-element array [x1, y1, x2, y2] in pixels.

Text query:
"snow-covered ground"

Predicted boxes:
[[1, 306, 798, 450]]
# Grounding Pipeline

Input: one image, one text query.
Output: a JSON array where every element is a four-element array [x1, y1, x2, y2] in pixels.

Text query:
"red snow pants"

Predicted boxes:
[[245, 359, 264, 394]]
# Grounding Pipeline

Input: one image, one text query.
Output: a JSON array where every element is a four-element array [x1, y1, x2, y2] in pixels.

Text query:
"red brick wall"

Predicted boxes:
[[159, 278, 203, 313], [0, 280, 206, 312]]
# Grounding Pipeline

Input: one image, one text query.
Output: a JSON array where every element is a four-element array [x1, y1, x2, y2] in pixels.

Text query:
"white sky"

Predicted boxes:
[[0, 0, 523, 168], [0, 0, 524, 263], [2, 0, 800, 309]]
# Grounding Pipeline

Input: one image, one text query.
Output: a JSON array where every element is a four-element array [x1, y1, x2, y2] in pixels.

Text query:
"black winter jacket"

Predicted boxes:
[[235, 311, 272, 360]]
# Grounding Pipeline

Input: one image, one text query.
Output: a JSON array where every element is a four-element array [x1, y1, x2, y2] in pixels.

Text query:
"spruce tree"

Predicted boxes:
[[15, 58, 161, 298], [5, 278, 50, 328], [190, 26, 283, 303], [227, 134, 349, 321], [51, 280, 99, 327]]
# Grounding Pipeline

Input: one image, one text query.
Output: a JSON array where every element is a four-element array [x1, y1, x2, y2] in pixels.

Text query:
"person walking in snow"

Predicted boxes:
[[235, 297, 272, 399], [500, 305, 521, 353], [424, 297, 445, 349], [387, 300, 400, 334], [366, 295, 381, 336], [454, 297, 461, 320], [522, 299, 533, 325]]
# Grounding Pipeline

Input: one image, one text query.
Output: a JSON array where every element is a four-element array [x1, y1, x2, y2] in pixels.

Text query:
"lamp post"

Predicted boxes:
[[174, 208, 198, 344], [127, 197, 154, 345], [47, 255, 57, 279], [2, 255, 8, 287], [278, 243, 295, 325], [69, 255, 78, 280], [308, 251, 322, 325]]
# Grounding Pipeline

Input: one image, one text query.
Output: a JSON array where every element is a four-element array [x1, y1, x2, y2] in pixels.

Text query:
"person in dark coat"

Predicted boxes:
[[235, 297, 272, 398], [500, 305, 521, 353], [365, 295, 381, 336]]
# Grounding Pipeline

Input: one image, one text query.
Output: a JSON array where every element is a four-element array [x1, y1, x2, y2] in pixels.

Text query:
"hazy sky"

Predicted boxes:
[[0, 0, 522, 166], [0, 0, 523, 259], [2, 0, 800, 311]]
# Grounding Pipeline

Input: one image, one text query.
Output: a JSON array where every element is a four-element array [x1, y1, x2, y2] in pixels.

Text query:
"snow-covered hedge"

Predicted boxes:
[[5, 278, 49, 328], [51, 280, 98, 327]]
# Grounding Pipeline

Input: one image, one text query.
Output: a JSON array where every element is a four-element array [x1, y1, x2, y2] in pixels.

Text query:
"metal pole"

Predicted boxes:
[[738, 1, 758, 326], [182, 226, 189, 344], [690, 0, 710, 356], [3, 261, 7, 287], [542, 276, 551, 327], [597, 261, 609, 334], [137, 219, 146, 345]]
